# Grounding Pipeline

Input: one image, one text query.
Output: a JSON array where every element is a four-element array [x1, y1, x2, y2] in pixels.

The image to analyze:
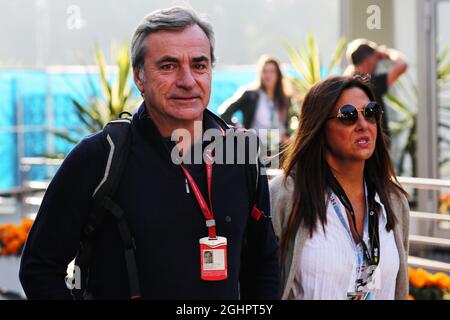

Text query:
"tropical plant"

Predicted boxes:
[[284, 33, 347, 93], [54, 44, 139, 144], [385, 75, 418, 177], [437, 45, 450, 174], [387, 45, 450, 177], [283, 33, 347, 134]]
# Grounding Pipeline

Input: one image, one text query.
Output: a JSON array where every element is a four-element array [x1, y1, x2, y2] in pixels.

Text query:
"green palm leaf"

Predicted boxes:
[[284, 41, 312, 86], [54, 44, 139, 145], [307, 33, 321, 83], [285, 34, 346, 92], [95, 46, 114, 118], [385, 92, 415, 117], [327, 37, 347, 72]]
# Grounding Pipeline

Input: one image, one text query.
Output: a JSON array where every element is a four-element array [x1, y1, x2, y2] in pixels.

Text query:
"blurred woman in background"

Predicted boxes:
[[219, 55, 292, 148]]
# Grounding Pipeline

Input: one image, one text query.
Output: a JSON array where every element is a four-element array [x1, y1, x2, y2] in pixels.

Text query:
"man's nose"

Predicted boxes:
[[176, 66, 196, 90]]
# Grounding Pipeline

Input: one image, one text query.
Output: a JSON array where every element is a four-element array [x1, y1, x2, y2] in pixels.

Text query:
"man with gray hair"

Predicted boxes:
[[20, 6, 280, 300]]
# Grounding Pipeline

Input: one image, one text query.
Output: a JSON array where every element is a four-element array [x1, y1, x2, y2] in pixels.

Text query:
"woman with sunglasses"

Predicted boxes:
[[270, 76, 410, 300]]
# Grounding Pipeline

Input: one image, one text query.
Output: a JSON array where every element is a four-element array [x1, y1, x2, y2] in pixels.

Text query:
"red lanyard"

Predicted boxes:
[[180, 161, 217, 239]]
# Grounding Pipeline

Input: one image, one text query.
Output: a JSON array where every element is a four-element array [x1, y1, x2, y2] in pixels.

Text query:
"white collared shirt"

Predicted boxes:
[[294, 193, 400, 300], [251, 91, 285, 133]]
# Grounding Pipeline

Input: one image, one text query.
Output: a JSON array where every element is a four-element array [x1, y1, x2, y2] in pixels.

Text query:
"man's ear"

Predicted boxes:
[[133, 68, 144, 93]]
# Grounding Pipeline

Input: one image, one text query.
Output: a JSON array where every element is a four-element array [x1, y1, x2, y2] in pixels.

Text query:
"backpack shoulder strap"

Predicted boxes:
[[230, 126, 266, 221], [208, 111, 262, 217], [244, 147, 259, 209], [91, 118, 132, 202], [72, 116, 141, 299]]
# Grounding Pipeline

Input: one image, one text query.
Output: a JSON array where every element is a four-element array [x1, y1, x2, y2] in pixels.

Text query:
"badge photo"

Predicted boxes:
[[199, 236, 228, 281]]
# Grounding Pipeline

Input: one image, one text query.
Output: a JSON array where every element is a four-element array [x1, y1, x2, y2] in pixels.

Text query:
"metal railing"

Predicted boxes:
[[397, 177, 450, 270], [266, 170, 450, 272], [397, 176, 450, 189]]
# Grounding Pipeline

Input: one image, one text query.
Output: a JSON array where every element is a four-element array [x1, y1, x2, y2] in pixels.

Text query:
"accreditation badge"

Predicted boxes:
[[347, 291, 371, 300], [364, 265, 381, 291], [347, 265, 380, 300], [199, 236, 228, 281]]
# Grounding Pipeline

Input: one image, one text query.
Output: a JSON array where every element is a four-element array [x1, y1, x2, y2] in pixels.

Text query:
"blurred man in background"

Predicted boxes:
[[344, 38, 408, 137]]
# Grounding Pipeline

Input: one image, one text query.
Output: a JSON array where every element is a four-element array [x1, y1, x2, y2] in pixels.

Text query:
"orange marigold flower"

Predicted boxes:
[[1, 244, 12, 255], [433, 272, 450, 290], [425, 273, 439, 287], [16, 230, 27, 243], [410, 268, 429, 288], [20, 219, 33, 233], [0, 219, 34, 254], [6, 238, 22, 255], [3, 227, 20, 243]]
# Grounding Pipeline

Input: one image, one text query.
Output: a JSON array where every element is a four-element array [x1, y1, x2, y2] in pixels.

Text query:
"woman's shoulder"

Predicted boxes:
[[242, 88, 259, 99], [269, 173, 294, 189], [269, 173, 295, 236], [232, 87, 259, 103], [387, 187, 409, 211], [386, 186, 410, 230], [269, 174, 295, 203]]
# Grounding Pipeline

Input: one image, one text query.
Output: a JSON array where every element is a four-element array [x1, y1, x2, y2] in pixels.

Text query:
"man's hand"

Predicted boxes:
[[376, 45, 409, 87]]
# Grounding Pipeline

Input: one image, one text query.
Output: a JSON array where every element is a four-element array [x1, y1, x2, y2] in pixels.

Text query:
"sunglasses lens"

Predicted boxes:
[[337, 104, 358, 125], [364, 102, 381, 123]]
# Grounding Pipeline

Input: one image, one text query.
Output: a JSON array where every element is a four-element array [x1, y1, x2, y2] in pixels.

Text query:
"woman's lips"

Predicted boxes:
[[355, 137, 371, 147]]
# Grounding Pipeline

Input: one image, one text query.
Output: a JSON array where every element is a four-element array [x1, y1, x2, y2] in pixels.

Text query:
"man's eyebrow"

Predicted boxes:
[[192, 56, 209, 63], [155, 56, 209, 65], [155, 56, 179, 65]]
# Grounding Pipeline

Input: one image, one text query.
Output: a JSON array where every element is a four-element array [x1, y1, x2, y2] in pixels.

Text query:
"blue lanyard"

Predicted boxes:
[[327, 174, 380, 267], [328, 183, 370, 269]]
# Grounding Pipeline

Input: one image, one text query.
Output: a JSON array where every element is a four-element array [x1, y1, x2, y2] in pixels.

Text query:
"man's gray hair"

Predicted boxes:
[[131, 6, 215, 75]]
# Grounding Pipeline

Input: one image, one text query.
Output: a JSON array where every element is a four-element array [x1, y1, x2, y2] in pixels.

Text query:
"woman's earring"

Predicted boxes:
[[141, 91, 145, 98]]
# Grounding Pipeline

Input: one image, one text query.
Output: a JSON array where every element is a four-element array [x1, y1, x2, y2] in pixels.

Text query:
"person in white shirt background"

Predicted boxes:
[[270, 75, 410, 300], [219, 55, 292, 150]]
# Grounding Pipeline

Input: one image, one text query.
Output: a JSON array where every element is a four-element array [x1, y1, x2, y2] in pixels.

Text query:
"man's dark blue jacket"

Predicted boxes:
[[19, 104, 280, 299]]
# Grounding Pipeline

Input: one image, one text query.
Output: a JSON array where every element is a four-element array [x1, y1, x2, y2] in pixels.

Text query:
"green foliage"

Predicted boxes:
[[410, 285, 444, 300], [53, 44, 139, 144], [438, 44, 450, 81], [284, 33, 347, 93], [283, 34, 346, 133], [387, 46, 450, 177]]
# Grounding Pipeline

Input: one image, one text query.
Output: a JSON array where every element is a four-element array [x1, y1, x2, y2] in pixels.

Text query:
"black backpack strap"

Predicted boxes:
[[233, 127, 269, 221], [245, 154, 263, 220], [102, 196, 141, 299], [245, 148, 258, 208], [72, 116, 141, 300], [239, 129, 274, 298]]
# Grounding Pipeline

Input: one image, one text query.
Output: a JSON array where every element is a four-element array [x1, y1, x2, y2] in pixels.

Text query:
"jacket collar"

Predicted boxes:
[[135, 102, 229, 133], [133, 102, 229, 161]]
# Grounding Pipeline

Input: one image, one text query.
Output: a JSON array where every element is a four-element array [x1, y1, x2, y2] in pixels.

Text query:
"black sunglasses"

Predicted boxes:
[[327, 102, 383, 125]]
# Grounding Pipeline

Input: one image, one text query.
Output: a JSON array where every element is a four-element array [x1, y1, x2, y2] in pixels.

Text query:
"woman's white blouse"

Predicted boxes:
[[294, 193, 400, 300]]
